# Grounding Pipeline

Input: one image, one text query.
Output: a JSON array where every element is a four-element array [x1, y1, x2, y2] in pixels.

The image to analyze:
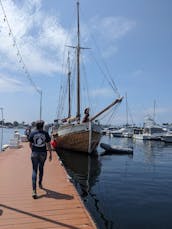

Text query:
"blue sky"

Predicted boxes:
[[0, 0, 172, 125]]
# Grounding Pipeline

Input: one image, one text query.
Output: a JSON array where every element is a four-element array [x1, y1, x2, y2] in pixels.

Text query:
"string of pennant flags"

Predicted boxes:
[[0, 0, 41, 95]]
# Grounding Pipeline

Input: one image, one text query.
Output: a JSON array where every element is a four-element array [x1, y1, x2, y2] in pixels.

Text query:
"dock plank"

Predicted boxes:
[[0, 143, 97, 229]]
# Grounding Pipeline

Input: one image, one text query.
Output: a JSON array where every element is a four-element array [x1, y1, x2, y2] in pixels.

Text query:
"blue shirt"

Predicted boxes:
[[29, 130, 51, 152]]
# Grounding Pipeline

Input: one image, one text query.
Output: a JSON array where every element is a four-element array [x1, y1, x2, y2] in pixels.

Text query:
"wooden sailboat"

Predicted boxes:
[[53, 1, 123, 153]]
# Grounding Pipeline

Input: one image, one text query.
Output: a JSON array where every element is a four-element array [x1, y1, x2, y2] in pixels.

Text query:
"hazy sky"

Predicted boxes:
[[0, 0, 172, 125]]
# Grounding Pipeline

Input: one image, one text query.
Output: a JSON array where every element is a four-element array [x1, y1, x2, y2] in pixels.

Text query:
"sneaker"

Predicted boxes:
[[32, 190, 37, 199]]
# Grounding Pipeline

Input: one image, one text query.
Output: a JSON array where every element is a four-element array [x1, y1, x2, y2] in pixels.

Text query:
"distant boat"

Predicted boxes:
[[161, 133, 172, 143], [143, 125, 166, 140], [53, 1, 123, 154], [2, 144, 8, 151], [133, 128, 144, 140], [122, 127, 133, 138], [143, 102, 166, 140], [101, 127, 110, 135], [100, 143, 133, 155], [161, 128, 172, 143], [111, 127, 125, 137], [101, 127, 117, 136], [122, 93, 134, 138], [143, 117, 166, 140], [133, 117, 166, 140]]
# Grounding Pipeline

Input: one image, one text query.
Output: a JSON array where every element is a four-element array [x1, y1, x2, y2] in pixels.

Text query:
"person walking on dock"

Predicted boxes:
[[25, 126, 31, 140], [29, 120, 52, 199]]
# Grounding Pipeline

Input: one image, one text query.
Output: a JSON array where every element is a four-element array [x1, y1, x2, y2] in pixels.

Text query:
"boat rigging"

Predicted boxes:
[[53, 1, 123, 153]]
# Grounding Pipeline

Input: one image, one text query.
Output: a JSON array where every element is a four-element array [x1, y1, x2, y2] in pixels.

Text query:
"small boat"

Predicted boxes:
[[161, 132, 172, 143], [100, 143, 133, 155], [111, 128, 125, 137], [2, 144, 9, 151]]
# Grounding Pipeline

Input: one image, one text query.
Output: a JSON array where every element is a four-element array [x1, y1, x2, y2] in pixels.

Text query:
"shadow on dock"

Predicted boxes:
[[0, 204, 81, 229], [37, 188, 74, 200]]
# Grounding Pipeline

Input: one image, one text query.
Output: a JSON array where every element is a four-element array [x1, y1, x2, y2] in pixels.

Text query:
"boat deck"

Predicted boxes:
[[0, 143, 97, 229]]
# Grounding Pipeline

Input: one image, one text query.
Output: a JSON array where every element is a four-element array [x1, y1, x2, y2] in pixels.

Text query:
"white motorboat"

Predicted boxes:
[[142, 117, 166, 140], [161, 131, 172, 143], [133, 117, 166, 141], [111, 127, 126, 137]]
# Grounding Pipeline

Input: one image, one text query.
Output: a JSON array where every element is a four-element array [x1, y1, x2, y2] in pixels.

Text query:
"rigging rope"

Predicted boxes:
[[55, 2, 122, 122], [89, 50, 120, 98], [56, 48, 77, 119], [80, 54, 93, 114], [0, 0, 41, 95], [128, 106, 134, 126], [98, 102, 121, 125], [79, 5, 121, 99], [55, 6, 78, 119]]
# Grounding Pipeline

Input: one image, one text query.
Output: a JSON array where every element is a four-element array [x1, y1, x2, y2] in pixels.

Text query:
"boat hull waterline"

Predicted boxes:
[[55, 122, 101, 153]]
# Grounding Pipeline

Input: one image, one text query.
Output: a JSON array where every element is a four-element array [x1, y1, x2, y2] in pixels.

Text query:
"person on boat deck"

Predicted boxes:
[[29, 120, 52, 199], [82, 107, 90, 123]]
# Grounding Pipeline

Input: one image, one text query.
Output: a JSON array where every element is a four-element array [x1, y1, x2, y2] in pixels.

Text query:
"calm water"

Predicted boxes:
[[58, 136, 172, 229]]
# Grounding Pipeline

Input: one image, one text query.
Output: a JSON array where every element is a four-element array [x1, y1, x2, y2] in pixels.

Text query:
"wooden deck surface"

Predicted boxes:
[[0, 143, 97, 229]]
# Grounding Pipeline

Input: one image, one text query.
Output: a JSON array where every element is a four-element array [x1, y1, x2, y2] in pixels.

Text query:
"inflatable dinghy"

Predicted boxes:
[[100, 143, 133, 155]]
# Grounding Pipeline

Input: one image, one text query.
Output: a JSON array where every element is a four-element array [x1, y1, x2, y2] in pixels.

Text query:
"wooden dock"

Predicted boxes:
[[0, 143, 97, 229]]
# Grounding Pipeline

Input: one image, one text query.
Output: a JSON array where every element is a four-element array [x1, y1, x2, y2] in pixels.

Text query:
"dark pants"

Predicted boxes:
[[31, 151, 47, 191]]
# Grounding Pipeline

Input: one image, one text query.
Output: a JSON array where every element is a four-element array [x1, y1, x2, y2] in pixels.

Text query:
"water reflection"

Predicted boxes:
[[57, 150, 101, 197], [134, 139, 171, 164], [56, 138, 172, 229], [57, 149, 114, 229]]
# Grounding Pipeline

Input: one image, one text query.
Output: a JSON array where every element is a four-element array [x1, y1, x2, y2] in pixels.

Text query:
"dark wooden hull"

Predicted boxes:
[[54, 122, 101, 153]]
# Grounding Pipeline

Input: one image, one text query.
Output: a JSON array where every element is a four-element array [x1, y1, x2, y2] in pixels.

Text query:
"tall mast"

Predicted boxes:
[[76, 1, 81, 121], [125, 92, 128, 126], [153, 99, 156, 122], [67, 52, 71, 118]]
